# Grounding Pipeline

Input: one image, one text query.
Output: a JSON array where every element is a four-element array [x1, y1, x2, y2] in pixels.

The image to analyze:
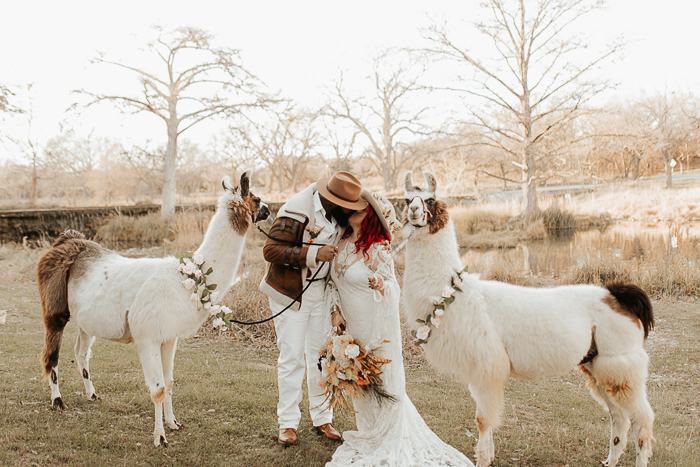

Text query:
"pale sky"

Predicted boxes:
[[1, 0, 698, 162]]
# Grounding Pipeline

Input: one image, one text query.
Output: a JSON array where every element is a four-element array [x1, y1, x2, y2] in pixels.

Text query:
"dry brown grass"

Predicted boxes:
[[448, 203, 607, 250], [570, 183, 700, 223], [95, 210, 213, 250], [449, 204, 516, 235], [0, 241, 50, 282], [571, 241, 700, 299]]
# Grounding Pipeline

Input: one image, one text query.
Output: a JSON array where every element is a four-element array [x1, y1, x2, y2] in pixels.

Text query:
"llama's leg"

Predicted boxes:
[[160, 338, 181, 430], [136, 341, 168, 447], [47, 365, 65, 410], [74, 328, 99, 401], [631, 398, 654, 466], [470, 382, 505, 467], [596, 383, 631, 467]]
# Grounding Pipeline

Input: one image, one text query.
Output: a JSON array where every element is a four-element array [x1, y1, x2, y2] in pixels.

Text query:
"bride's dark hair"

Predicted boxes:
[[343, 207, 390, 260]]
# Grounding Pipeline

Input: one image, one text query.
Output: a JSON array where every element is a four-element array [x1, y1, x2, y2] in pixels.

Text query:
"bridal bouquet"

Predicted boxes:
[[317, 332, 396, 412]]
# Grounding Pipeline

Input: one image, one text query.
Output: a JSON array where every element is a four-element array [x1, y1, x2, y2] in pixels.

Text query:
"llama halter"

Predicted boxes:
[[407, 196, 433, 227], [412, 265, 468, 345]]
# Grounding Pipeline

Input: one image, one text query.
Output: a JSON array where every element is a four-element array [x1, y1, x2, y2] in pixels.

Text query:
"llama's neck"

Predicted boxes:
[[195, 206, 247, 297], [402, 219, 464, 322]]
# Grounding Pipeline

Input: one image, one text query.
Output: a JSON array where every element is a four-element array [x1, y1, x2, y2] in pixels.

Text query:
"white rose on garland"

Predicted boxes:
[[176, 251, 235, 331], [411, 265, 468, 346]]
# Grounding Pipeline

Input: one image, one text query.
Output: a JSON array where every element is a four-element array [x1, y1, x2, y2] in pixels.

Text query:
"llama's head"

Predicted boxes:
[[402, 170, 449, 234], [220, 170, 270, 235]]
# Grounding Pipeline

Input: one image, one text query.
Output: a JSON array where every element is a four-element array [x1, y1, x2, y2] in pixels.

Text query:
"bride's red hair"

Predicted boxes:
[[344, 207, 390, 260]]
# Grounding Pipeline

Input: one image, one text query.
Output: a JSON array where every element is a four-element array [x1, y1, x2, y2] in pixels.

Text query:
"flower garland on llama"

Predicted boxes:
[[176, 252, 232, 329], [317, 332, 396, 412], [412, 265, 468, 345]]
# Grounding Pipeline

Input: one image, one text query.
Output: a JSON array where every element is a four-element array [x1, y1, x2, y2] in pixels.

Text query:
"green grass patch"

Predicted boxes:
[[1, 259, 699, 466]]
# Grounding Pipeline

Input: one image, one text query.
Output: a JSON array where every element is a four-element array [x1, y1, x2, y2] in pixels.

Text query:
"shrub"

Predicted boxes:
[[96, 210, 212, 248], [541, 206, 577, 231], [449, 205, 512, 235]]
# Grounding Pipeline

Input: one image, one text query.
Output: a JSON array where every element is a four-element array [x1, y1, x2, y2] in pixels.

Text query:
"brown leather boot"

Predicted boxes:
[[313, 423, 341, 441], [278, 427, 297, 446]]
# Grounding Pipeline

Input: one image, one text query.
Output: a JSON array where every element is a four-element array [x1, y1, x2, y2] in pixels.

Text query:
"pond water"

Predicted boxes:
[[461, 223, 700, 279], [106, 222, 700, 282]]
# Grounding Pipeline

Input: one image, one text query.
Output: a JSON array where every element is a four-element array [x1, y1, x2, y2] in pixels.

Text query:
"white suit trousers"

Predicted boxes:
[[271, 280, 332, 429]]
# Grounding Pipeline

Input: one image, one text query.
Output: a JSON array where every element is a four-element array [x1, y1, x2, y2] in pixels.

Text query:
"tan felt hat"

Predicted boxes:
[[361, 189, 401, 239], [317, 172, 367, 210]]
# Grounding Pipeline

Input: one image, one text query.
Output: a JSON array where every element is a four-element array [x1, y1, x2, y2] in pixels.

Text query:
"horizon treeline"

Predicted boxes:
[[2, 7, 699, 211]]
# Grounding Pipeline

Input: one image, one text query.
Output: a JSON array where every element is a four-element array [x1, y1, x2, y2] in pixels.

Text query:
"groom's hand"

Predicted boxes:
[[317, 245, 338, 263]]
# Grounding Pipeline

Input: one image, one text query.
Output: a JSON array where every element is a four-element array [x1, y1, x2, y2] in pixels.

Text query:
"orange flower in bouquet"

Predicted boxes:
[[317, 331, 396, 413]]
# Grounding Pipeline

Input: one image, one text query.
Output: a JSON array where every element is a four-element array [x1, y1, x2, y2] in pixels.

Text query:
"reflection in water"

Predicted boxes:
[[461, 223, 700, 278]]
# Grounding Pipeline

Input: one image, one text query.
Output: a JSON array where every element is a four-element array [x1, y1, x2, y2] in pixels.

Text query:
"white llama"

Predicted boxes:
[[36, 171, 269, 447], [401, 171, 655, 467]]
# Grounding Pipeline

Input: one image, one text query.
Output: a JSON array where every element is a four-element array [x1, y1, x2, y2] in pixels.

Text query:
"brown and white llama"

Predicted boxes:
[[401, 171, 655, 467], [36, 171, 269, 447]]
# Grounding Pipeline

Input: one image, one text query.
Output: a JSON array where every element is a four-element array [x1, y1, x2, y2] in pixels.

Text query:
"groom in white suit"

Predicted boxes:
[[260, 171, 367, 446]]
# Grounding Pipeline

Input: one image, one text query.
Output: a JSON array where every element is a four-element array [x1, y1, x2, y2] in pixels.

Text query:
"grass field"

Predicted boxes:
[[1, 257, 699, 466]]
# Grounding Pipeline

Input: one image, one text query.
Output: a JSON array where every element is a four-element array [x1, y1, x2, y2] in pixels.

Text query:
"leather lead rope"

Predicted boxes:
[[228, 262, 329, 325], [233, 222, 413, 327]]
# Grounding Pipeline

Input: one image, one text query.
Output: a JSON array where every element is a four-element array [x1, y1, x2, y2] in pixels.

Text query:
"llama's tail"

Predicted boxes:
[[37, 230, 88, 378], [605, 281, 654, 339]]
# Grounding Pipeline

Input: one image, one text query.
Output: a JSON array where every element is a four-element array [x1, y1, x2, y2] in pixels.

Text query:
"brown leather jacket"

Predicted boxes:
[[261, 216, 312, 308], [259, 183, 343, 310]]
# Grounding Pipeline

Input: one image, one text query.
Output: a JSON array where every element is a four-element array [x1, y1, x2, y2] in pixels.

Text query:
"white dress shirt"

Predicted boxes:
[[306, 191, 338, 279]]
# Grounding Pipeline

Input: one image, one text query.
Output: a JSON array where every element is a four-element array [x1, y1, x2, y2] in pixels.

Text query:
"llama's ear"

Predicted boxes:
[[403, 171, 414, 193], [422, 171, 438, 195], [240, 168, 253, 197], [222, 176, 234, 192]]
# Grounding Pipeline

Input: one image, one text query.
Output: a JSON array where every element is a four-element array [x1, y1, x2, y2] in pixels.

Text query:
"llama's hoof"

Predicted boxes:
[[168, 419, 183, 430], [154, 434, 168, 448], [89, 394, 101, 402], [475, 452, 492, 467], [51, 397, 66, 410]]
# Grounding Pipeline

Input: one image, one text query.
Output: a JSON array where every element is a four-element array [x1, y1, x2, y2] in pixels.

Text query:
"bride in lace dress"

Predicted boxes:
[[325, 190, 473, 467]]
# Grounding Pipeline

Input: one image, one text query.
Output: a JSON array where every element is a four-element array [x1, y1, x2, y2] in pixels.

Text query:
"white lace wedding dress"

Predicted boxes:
[[325, 239, 473, 467]]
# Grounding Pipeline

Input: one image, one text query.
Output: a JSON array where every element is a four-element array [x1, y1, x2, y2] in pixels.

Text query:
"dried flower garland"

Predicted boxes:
[[176, 252, 232, 330], [317, 332, 396, 412], [411, 265, 468, 345]]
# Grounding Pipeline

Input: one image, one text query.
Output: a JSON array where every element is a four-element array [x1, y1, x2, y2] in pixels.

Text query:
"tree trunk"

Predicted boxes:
[[31, 161, 38, 206], [161, 119, 178, 216], [521, 150, 539, 222], [278, 173, 285, 193], [473, 173, 482, 203], [382, 169, 393, 193], [632, 154, 640, 180], [663, 148, 673, 189]]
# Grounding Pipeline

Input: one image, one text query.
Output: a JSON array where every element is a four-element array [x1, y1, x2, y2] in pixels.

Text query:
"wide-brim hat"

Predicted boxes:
[[361, 189, 401, 239], [317, 172, 367, 210]]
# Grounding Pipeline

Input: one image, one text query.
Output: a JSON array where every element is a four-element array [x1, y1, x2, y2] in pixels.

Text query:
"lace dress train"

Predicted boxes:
[[325, 241, 473, 467]]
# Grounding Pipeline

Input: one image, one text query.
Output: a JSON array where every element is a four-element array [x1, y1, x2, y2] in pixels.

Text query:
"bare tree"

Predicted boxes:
[[74, 26, 271, 215], [324, 50, 430, 192], [322, 117, 358, 173], [424, 0, 622, 220], [23, 98, 42, 205], [229, 109, 323, 193], [1, 83, 23, 143], [637, 92, 693, 189]]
